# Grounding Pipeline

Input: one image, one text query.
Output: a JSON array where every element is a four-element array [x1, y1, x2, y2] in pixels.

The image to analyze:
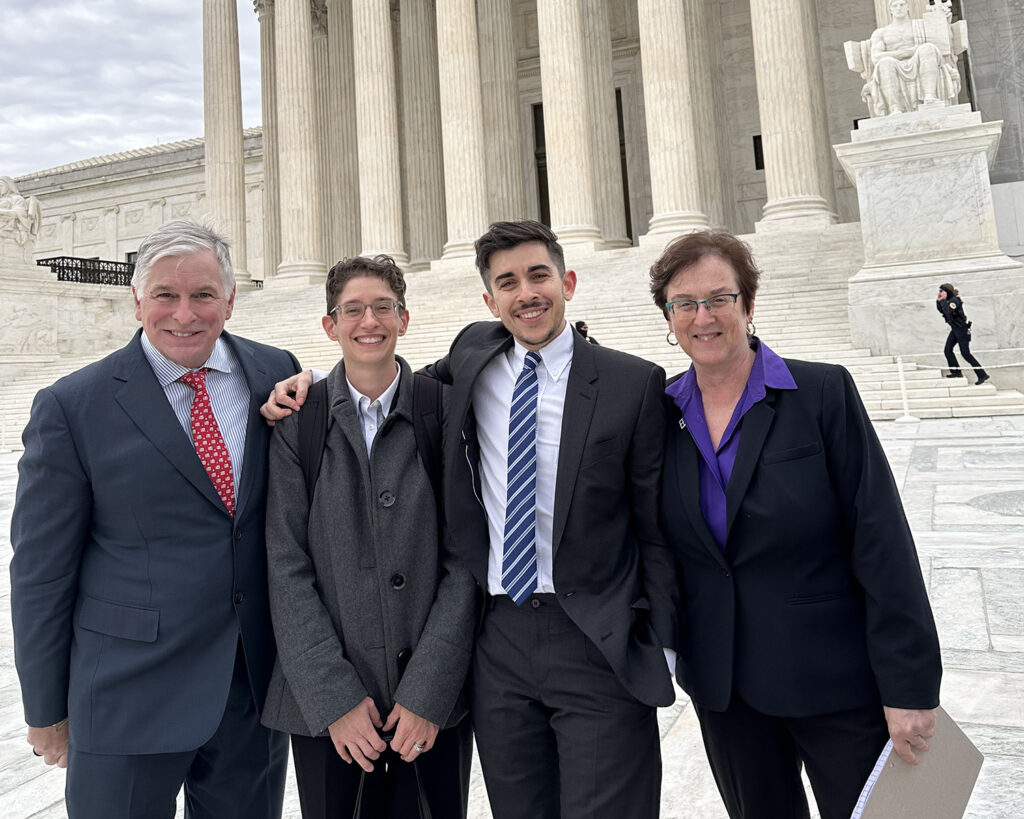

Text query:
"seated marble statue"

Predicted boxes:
[[848, 0, 966, 117], [0, 176, 42, 246]]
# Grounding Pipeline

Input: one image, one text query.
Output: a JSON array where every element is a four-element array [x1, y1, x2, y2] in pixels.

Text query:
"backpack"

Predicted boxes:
[[296, 372, 444, 511]]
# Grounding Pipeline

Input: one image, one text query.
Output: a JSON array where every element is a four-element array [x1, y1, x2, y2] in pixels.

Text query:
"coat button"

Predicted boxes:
[[721, 569, 730, 577], [234, 592, 244, 604], [379, 490, 395, 507], [391, 573, 406, 590], [397, 648, 411, 671], [530, 598, 541, 609], [234, 529, 243, 541]]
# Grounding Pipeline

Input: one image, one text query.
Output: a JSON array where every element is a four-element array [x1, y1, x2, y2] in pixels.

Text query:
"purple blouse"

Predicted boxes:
[[666, 340, 797, 548]]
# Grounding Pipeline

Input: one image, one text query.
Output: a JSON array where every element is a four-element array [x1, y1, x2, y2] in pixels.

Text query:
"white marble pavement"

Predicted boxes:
[[1, 414, 1023, 817]]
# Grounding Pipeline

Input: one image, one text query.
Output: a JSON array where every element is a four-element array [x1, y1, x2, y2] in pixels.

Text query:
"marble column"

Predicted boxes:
[[581, 0, 629, 246], [312, 0, 332, 265], [478, 0, 526, 222], [326, 0, 361, 260], [684, 0, 725, 227], [254, 0, 280, 282], [401, 0, 446, 267], [352, 0, 408, 263], [637, 0, 709, 239], [203, 0, 250, 282], [536, 0, 601, 244], [749, 0, 836, 227], [275, 0, 328, 281], [436, 0, 489, 258]]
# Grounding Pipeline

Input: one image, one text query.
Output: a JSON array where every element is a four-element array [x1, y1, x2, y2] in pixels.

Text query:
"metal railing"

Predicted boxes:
[[36, 256, 133, 287]]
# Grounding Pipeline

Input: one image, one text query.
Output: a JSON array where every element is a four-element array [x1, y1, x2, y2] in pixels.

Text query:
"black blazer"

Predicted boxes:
[[661, 358, 941, 717], [431, 322, 679, 708]]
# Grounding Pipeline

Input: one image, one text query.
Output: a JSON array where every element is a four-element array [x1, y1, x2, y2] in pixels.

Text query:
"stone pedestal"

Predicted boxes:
[[835, 105, 1024, 359]]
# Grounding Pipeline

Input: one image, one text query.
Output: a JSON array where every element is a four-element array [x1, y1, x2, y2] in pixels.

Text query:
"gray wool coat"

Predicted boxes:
[[261, 357, 476, 736]]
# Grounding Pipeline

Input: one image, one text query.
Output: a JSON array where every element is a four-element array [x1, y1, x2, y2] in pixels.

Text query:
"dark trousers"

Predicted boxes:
[[290, 717, 473, 819], [65, 642, 288, 819], [944, 327, 987, 380], [695, 694, 889, 819], [471, 594, 661, 819]]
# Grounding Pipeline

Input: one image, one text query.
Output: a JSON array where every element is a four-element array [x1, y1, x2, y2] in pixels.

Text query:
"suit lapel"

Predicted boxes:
[[671, 418, 727, 567], [724, 396, 776, 541], [552, 336, 596, 553], [113, 334, 228, 515], [226, 333, 270, 518]]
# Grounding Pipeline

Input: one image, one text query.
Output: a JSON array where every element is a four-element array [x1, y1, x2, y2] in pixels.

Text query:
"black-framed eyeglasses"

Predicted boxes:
[[665, 293, 740, 316], [329, 300, 404, 322]]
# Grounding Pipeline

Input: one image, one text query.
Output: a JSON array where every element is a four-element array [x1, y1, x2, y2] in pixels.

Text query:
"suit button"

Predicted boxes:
[[234, 529, 243, 541], [379, 490, 395, 508], [721, 569, 730, 577], [391, 573, 406, 590], [397, 648, 411, 671], [234, 592, 244, 604], [530, 598, 541, 609]]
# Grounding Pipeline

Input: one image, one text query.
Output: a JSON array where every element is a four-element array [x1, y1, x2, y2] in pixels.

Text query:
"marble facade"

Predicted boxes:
[[2, 0, 1022, 368]]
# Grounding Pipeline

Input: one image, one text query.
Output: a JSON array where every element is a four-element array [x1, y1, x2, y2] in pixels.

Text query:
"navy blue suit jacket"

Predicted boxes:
[[10, 329, 300, 754]]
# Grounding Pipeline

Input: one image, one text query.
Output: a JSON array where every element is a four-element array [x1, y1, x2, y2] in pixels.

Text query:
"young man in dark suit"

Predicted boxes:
[[430, 221, 679, 818], [11, 220, 298, 818]]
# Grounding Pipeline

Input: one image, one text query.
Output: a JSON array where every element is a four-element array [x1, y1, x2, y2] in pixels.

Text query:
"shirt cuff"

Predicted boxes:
[[663, 647, 677, 677]]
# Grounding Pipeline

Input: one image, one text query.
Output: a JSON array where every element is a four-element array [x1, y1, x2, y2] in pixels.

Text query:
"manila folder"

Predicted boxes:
[[853, 706, 983, 819]]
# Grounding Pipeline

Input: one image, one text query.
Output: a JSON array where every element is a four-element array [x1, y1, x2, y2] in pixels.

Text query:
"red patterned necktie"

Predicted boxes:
[[180, 368, 236, 516]]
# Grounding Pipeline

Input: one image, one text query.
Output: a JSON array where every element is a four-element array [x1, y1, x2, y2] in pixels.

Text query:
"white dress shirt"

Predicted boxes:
[[346, 365, 400, 456], [475, 322, 575, 596]]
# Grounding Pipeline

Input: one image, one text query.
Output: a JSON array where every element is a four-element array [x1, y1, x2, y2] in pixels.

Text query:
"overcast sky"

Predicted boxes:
[[1, 1, 262, 179]]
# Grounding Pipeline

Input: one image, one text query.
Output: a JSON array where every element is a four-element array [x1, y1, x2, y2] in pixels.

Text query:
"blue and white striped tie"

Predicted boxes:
[[502, 351, 542, 605]]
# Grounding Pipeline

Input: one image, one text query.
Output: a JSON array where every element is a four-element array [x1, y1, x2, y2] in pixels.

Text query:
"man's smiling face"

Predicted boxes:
[[482, 241, 576, 352], [133, 249, 234, 369]]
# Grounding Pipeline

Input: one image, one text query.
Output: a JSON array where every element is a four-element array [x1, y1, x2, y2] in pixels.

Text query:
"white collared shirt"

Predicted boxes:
[[474, 322, 575, 596], [347, 365, 401, 456], [141, 333, 250, 486]]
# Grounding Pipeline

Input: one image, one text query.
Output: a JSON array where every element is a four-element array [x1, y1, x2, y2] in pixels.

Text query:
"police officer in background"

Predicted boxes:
[[937, 283, 989, 385]]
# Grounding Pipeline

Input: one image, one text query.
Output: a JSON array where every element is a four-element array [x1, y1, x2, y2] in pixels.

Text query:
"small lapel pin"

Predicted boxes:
[[679, 418, 686, 430]]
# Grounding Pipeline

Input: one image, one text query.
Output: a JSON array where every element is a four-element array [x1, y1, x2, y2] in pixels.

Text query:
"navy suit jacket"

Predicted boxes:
[[432, 322, 679, 708], [10, 329, 300, 754], [661, 358, 942, 717]]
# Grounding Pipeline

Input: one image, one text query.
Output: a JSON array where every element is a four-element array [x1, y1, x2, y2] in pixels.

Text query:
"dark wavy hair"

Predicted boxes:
[[325, 255, 406, 315]]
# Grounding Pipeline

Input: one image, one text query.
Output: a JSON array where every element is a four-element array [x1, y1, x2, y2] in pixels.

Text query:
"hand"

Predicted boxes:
[[883, 706, 936, 765], [383, 703, 439, 763], [260, 370, 314, 425], [28, 719, 69, 769], [327, 697, 386, 772]]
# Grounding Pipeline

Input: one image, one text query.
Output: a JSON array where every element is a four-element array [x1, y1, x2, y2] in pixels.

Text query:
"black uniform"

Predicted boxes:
[[937, 296, 988, 383]]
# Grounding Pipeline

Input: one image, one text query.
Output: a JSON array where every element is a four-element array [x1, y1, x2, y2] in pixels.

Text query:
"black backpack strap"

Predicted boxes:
[[412, 372, 444, 509], [297, 378, 329, 501]]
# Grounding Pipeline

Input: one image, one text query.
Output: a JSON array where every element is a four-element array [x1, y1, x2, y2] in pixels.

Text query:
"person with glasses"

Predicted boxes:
[[649, 230, 942, 819], [260, 255, 475, 818]]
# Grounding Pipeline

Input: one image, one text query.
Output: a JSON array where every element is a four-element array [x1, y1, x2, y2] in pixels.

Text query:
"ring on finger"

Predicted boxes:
[[413, 742, 425, 753]]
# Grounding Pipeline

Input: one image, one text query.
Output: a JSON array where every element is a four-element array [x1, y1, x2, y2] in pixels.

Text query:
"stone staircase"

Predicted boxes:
[[5, 223, 1024, 450]]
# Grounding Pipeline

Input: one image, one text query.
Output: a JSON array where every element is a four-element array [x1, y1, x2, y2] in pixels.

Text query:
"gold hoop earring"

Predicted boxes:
[[666, 330, 678, 347], [747, 321, 756, 337]]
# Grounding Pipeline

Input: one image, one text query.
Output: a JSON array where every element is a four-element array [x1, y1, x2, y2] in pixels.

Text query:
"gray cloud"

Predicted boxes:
[[0, 0, 261, 178]]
